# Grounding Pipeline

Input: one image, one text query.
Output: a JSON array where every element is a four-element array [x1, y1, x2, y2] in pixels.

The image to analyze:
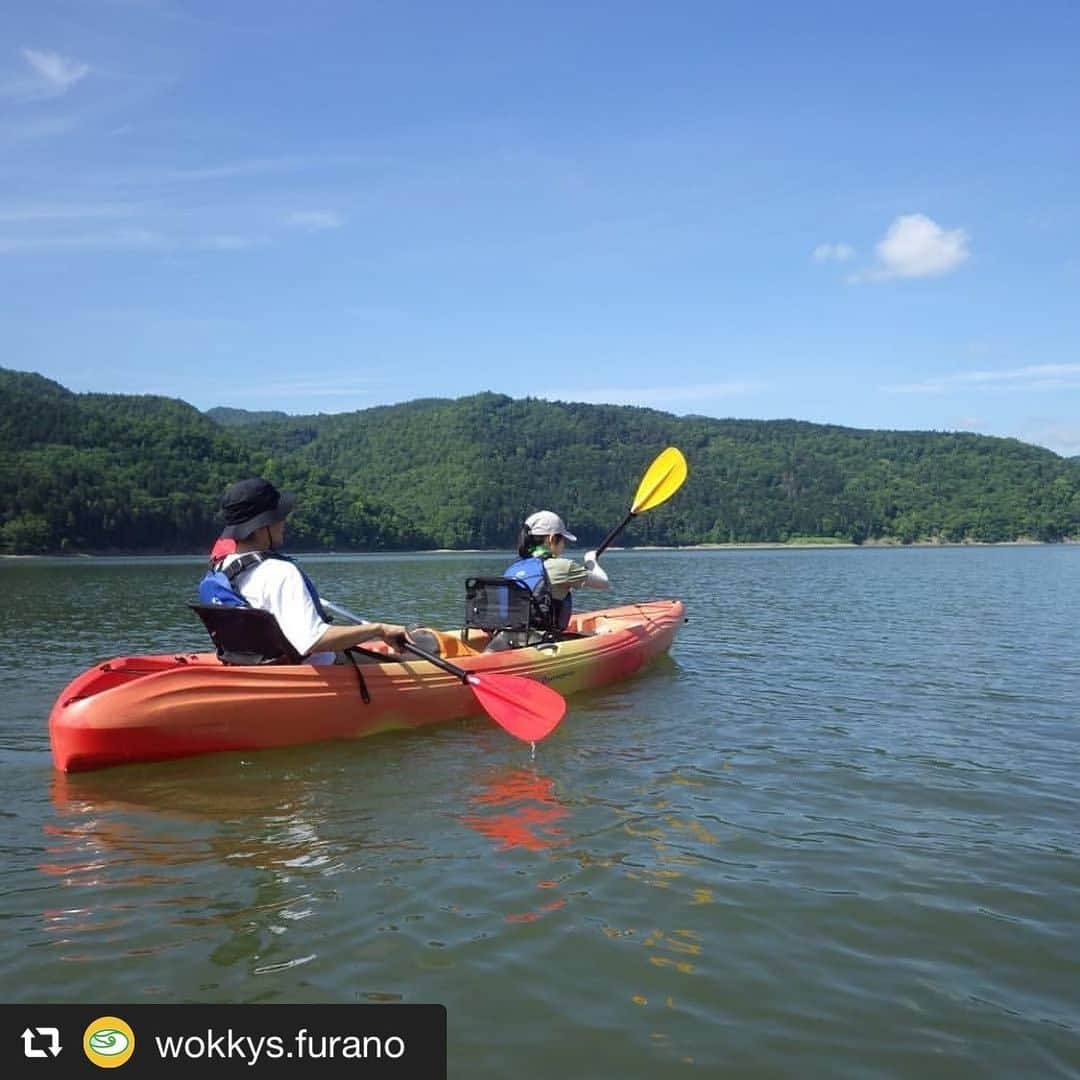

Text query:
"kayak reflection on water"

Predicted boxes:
[[458, 766, 569, 852]]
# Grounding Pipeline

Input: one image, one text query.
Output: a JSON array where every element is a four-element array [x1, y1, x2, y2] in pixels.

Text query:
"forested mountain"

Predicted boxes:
[[204, 406, 290, 427], [2, 366, 1079, 554]]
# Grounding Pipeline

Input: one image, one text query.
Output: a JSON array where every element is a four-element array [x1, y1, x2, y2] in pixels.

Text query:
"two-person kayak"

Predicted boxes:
[[49, 599, 685, 773]]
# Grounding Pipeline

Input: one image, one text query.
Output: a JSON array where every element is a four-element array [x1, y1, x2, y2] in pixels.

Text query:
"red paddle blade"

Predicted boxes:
[[467, 673, 566, 742]]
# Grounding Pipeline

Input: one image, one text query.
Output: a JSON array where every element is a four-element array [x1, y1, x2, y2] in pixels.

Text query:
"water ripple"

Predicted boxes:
[[1, 550, 1079, 1073]]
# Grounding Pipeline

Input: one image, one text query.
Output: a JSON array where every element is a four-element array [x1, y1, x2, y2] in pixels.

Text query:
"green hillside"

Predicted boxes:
[[2, 367, 1078, 553], [204, 406, 290, 427]]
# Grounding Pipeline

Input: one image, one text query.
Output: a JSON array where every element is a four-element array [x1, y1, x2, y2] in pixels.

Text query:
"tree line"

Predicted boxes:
[[3, 367, 1079, 554]]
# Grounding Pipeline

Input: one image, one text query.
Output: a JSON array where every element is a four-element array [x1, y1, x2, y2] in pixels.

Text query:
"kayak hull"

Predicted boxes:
[[49, 600, 685, 772]]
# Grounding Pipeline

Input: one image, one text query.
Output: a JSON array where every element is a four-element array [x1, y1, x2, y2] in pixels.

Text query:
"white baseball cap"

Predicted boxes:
[[524, 510, 577, 542]]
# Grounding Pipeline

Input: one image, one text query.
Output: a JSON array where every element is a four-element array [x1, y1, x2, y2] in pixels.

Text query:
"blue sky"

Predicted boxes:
[[2, 1, 1078, 453]]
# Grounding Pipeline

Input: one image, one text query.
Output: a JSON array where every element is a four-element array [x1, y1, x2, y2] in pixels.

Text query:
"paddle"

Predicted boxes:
[[594, 446, 688, 558], [322, 599, 566, 743]]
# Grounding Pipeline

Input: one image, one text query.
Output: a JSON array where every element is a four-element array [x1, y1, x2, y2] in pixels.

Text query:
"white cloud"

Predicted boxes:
[[883, 363, 1080, 394], [285, 210, 344, 231], [855, 213, 970, 281], [812, 242, 854, 263], [19, 48, 90, 97]]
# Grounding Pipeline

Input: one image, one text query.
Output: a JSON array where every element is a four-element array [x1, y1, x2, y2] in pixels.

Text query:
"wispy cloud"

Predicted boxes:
[[0, 202, 142, 223], [947, 413, 1080, 456], [1015, 422, 1080, 458], [285, 210, 344, 231], [228, 374, 391, 400], [0, 228, 270, 255], [197, 234, 267, 251], [545, 381, 766, 408], [0, 113, 80, 141], [951, 416, 985, 433], [852, 213, 970, 282], [0, 195, 345, 255], [0, 229, 160, 254], [812, 242, 854, 263], [149, 159, 309, 183], [128, 152, 371, 185], [23, 49, 90, 90], [883, 364, 1080, 394], [1, 48, 91, 102]]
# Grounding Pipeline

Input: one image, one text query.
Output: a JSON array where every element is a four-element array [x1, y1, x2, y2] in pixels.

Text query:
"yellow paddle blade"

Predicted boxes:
[[631, 447, 688, 514]]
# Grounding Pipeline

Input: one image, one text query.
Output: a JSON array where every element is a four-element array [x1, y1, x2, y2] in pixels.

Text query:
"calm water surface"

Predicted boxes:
[[1, 548, 1078, 1078]]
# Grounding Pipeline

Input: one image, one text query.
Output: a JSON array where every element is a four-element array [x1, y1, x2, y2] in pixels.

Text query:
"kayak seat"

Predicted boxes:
[[463, 576, 556, 650], [189, 604, 304, 665]]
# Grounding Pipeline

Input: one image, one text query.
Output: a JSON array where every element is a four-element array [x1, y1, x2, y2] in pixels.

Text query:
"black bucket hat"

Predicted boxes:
[[219, 477, 296, 540]]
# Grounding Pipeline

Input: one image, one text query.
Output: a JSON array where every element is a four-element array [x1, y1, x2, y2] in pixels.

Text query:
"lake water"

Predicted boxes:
[[1, 547, 1078, 1078]]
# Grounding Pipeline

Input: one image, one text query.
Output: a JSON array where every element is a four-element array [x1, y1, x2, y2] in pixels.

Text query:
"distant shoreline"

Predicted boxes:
[[3, 537, 1075, 560], [666, 537, 1073, 550]]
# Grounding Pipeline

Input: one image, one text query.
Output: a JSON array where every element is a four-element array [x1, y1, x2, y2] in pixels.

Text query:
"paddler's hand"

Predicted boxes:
[[583, 550, 610, 588], [376, 622, 410, 647]]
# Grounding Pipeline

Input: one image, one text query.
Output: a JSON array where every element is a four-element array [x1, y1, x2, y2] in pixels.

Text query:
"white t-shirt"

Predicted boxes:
[[222, 554, 335, 665]]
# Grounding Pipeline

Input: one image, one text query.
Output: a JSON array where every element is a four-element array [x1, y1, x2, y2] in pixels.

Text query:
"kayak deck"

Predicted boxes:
[[49, 599, 685, 773]]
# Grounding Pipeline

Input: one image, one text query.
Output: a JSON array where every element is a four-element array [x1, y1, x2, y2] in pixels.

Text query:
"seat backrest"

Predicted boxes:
[[464, 577, 541, 633], [189, 604, 303, 665]]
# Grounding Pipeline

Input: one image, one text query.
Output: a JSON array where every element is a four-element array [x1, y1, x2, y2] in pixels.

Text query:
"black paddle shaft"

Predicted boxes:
[[595, 510, 635, 559], [325, 598, 469, 684], [398, 639, 471, 684]]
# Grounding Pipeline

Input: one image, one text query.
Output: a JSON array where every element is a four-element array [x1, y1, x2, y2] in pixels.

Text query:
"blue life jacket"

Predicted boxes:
[[504, 553, 571, 630], [198, 551, 329, 621]]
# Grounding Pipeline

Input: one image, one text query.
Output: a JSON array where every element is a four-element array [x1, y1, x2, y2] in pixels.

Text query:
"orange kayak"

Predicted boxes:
[[49, 600, 685, 773]]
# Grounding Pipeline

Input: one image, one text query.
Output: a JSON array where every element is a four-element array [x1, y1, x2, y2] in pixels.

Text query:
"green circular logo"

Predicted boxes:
[[89, 1029, 130, 1055], [84, 1017, 135, 1068]]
